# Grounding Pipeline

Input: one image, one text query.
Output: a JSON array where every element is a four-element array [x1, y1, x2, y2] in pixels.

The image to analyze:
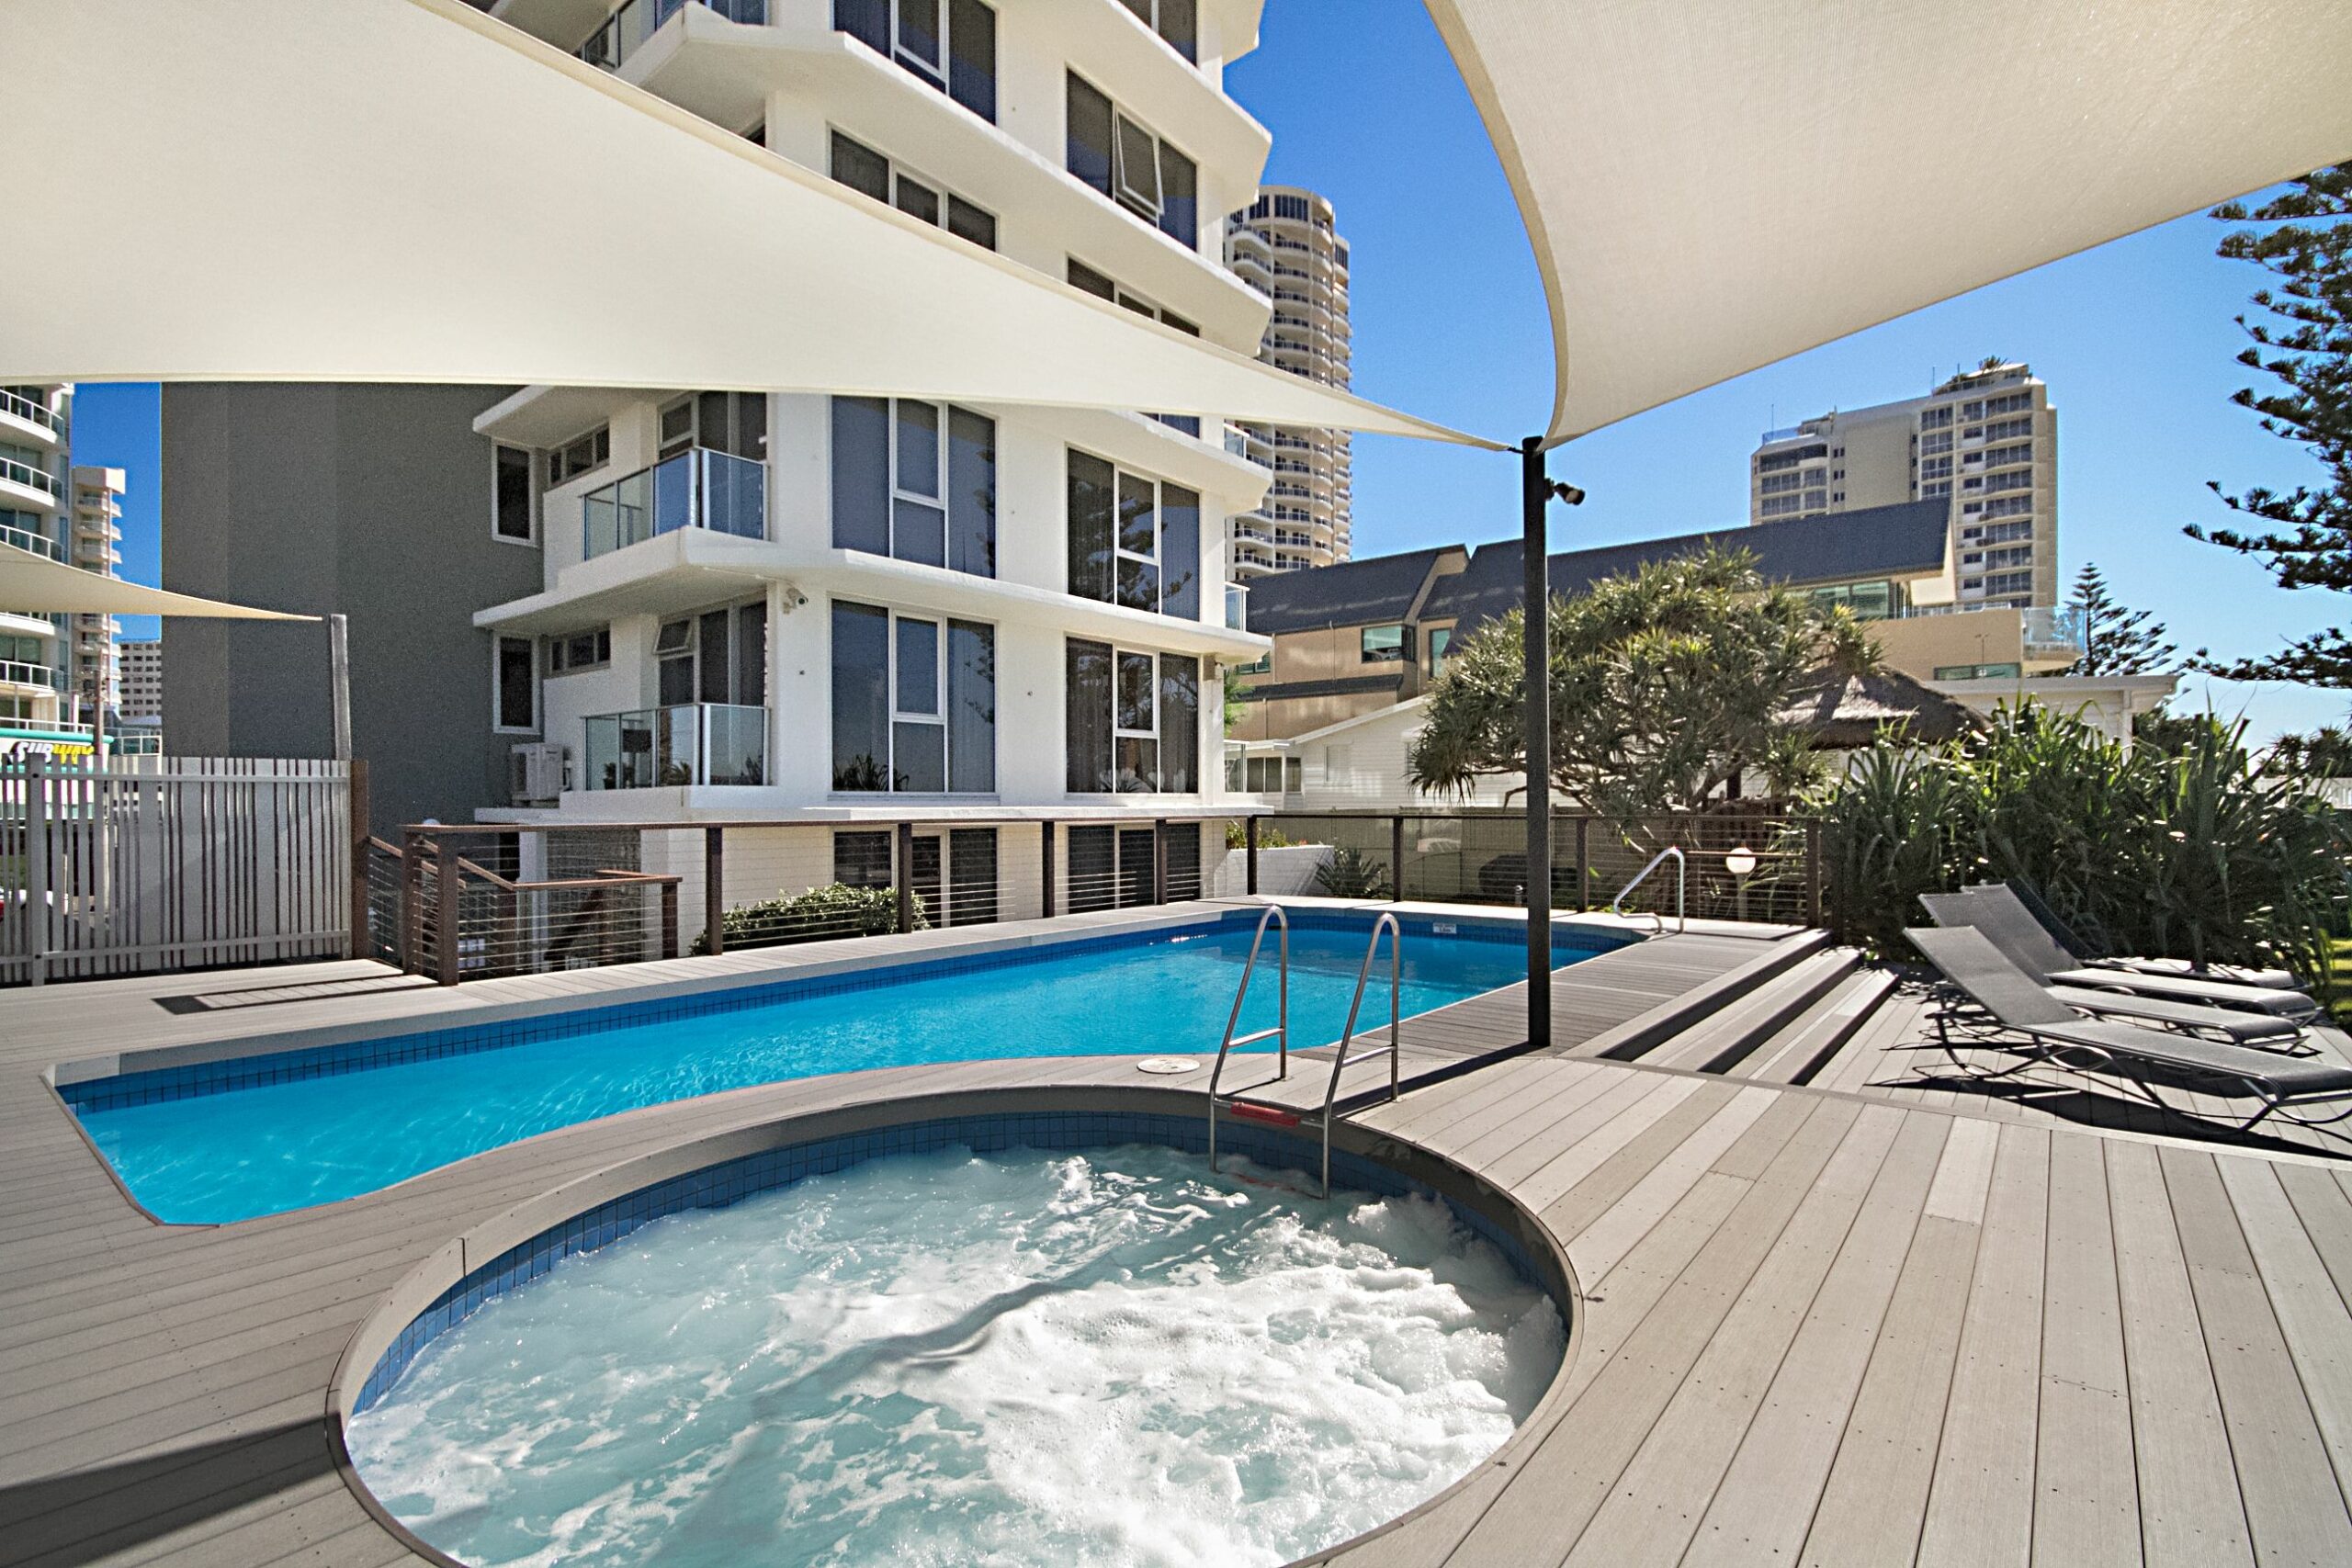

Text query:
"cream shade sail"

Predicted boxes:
[[0, 544, 314, 622], [0, 0, 1493, 449], [1428, 0, 2352, 445]]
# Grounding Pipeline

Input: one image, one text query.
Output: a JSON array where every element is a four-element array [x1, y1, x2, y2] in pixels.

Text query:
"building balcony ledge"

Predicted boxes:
[[606, 9, 1270, 348]]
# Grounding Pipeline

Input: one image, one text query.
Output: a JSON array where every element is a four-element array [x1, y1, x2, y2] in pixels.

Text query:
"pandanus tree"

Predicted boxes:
[[1407, 546, 1880, 820]]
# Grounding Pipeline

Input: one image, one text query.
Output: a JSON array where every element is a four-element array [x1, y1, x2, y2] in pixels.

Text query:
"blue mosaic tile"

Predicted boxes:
[[350, 1110, 1555, 1415]]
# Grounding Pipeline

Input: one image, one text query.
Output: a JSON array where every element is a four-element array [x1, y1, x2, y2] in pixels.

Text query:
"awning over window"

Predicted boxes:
[[0, 544, 314, 621], [0, 0, 1491, 449], [1427, 0, 2352, 444]]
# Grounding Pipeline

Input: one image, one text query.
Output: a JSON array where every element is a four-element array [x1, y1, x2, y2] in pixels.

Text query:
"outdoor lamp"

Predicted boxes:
[[1724, 847, 1758, 878]]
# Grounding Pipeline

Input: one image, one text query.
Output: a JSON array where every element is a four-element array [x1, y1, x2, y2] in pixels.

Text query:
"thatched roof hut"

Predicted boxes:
[[1777, 667, 1984, 750]]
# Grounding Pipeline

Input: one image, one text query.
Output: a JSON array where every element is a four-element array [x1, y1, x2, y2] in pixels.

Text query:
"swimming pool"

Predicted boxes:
[[343, 1112, 1569, 1568], [63, 911, 1616, 1224]]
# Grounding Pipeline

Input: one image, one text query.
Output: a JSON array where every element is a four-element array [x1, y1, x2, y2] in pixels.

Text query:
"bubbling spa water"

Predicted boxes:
[[346, 1144, 1566, 1567]]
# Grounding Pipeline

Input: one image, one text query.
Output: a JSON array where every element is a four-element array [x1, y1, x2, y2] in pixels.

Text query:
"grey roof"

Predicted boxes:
[[1777, 667, 1984, 749], [1241, 546, 1462, 635], [1235, 674, 1405, 703], [1421, 499, 1951, 632]]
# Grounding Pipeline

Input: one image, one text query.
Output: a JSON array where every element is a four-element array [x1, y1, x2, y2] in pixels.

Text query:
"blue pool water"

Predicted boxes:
[[69, 915, 1604, 1224]]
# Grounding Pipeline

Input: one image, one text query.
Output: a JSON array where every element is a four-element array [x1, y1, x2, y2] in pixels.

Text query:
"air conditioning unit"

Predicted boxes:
[[509, 743, 570, 806]]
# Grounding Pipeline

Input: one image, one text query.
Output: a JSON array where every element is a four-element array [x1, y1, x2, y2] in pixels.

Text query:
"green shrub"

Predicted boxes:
[[1813, 704, 2350, 988], [1315, 845, 1391, 899], [1224, 818, 1295, 850], [690, 882, 925, 955]]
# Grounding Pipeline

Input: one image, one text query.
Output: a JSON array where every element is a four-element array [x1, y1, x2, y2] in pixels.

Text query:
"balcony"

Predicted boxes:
[[581, 447, 766, 561], [0, 452, 59, 505], [0, 519, 60, 560], [0, 389, 59, 445], [0, 660, 55, 691], [577, 0, 764, 72], [582, 702, 768, 790]]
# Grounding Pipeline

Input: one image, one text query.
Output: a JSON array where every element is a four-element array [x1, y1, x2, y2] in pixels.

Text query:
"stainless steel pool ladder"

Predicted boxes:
[[1207, 911, 1403, 1200], [1611, 845, 1687, 934]]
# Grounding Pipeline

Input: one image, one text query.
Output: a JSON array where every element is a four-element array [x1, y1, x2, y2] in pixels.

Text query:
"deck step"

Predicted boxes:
[[1727, 967, 1899, 1084], [1562, 929, 1836, 1063], [1616, 947, 1861, 1074]]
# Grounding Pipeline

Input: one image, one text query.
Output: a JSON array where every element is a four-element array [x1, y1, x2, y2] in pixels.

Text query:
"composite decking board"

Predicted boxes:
[[1558, 1110, 1949, 1568], [1913, 1122, 2051, 1568], [2161, 1145, 2352, 1562], [2104, 1138, 2256, 1567], [2033, 1131, 2142, 1568], [2275, 1160, 2352, 1314], [1738, 970, 1898, 1086], [2215, 1158, 2352, 1513], [1436, 1103, 1911, 1567], [1679, 1119, 1961, 1568]]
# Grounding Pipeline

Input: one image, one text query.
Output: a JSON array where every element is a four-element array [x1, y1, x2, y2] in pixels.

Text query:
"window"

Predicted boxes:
[[1759, 493, 1804, 517], [828, 131, 997, 249], [1066, 639, 1199, 792], [831, 397, 995, 574], [1118, 0, 1196, 61], [1807, 581, 1894, 621], [1919, 430, 1952, 456], [1067, 263, 1202, 434], [1427, 626, 1453, 675], [831, 601, 994, 793], [1920, 456, 1951, 479], [547, 425, 610, 486], [492, 444, 536, 543], [1981, 442, 2033, 468], [832, 0, 996, 121], [654, 391, 767, 463], [1361, 624, 1408, 662], [493, 637, 537, 733], [835, 829, 894, 889], [1985, 545, 2032, 569], [1984, 391, 2032, 415], [1984, 570, 2033, 595], [1935, 661, 2023, 681], [1983, 495, 2033, 520], [544, 626, 612, 674], [1984, 469, 2033, 493], [1066, 449, 1199, 617], [1918, 406, 1953, 431], [1066, 73, 1196, 249], [653, 601, 767, 708], [1757, 444, 1826, 474], [1759, 470, 1803, 495]]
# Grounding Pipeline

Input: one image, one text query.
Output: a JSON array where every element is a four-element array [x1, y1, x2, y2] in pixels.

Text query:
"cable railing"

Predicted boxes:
[[1240, 808, 1821, 928]]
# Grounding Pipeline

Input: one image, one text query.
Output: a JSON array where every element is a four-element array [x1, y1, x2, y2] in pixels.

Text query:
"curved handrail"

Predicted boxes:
[[1206, 906, 1290, 1177], [1610, 845, 1687, 934], [1323, 911, 1401, 1120]]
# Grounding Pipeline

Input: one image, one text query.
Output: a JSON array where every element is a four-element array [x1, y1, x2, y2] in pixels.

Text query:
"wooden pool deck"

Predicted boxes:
[[2, 906, 2349, 1565]]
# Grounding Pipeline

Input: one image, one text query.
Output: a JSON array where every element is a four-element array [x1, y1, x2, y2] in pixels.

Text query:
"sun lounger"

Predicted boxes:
[[1919, 887, 2317, 1021], [1907, 925, 2352, 1134], [1973, 878, 2302, 989]]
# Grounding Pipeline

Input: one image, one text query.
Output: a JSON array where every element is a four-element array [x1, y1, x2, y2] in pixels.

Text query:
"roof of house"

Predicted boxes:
[[1778, 666, 1984, 749], [1240, 546, 1464, 635], [1422, 498, 1951, 632]]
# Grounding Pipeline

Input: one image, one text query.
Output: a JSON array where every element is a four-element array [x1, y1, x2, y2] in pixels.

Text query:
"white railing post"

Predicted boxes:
[[24, 751, 49, 986]]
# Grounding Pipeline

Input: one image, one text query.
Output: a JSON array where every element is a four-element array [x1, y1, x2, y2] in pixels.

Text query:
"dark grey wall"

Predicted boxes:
[[161, 385, 540, 836]]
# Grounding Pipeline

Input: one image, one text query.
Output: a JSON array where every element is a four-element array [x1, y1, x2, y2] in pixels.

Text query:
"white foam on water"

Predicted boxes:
[[346, 1145, 1566, 1568]]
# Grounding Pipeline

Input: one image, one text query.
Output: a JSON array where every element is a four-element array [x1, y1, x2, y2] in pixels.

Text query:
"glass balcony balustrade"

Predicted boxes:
[[582, 703, 769, 790], [0, 389, 58, 434], [0, 660, 56, 691], [578, 0, 766, 71], [0, 453, 58, 499], [0, 519, 62, 560], [580, 447, 766, 561]]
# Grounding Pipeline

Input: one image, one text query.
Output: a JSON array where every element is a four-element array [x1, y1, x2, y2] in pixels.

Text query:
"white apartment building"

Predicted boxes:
[[1, 385, 83, 756], [470, 0, 1276, 920], [118, 637, 163, 726], [1749, 360, 2058, 609], [66, 465, 126, 721], [1223, 185, 1352, 575]]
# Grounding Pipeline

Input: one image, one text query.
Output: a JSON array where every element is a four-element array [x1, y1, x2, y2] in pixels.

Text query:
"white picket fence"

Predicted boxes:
[[1, 754, 355, 985]]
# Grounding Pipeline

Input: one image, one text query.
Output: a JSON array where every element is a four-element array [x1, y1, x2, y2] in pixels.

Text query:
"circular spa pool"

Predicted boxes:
[[342, 1113, 1568, 1568]]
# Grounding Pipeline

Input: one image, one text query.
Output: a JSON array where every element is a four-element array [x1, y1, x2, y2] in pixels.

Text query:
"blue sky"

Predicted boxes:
[[67, 1, 2346, 739]]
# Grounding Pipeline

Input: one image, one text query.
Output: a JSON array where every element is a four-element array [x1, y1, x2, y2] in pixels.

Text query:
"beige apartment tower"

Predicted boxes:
[[1749, 360, 2057, 609], [1224, 186, 1353, 577]]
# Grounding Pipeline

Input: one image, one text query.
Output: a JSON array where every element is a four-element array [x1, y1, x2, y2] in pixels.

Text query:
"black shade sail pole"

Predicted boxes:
[[1521, 435, 1552, 1052]]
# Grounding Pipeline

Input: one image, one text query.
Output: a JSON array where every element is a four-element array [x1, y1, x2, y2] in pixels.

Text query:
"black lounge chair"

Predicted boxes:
[[1919, 887, 2317, 1021], [1907, 925, 2352, 1134], [1974, 878, 2302, 990]]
